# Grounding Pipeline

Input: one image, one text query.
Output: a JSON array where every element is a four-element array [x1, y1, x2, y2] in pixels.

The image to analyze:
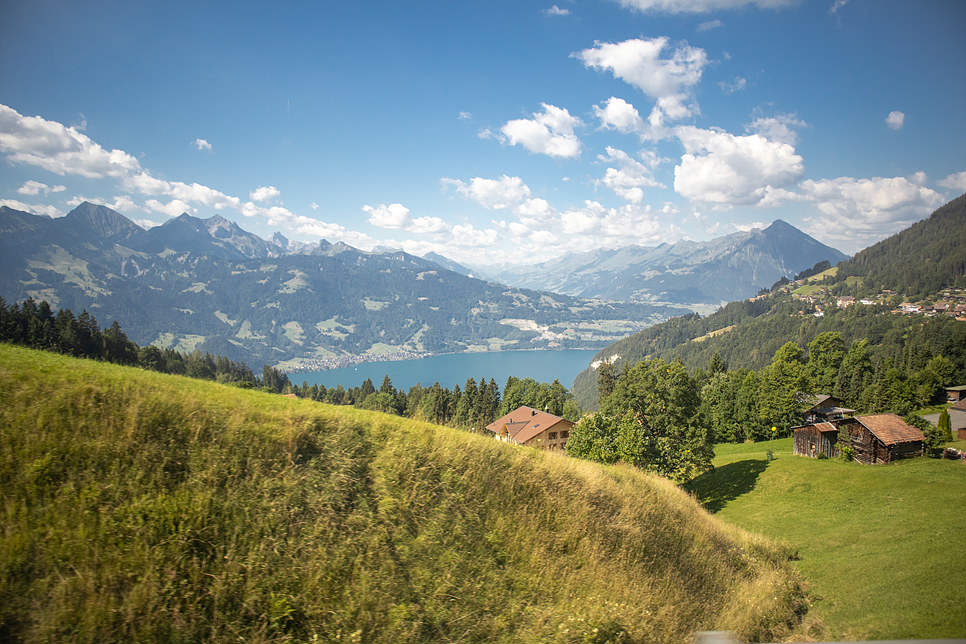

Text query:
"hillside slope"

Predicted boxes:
[[0, 345, 804, 644]]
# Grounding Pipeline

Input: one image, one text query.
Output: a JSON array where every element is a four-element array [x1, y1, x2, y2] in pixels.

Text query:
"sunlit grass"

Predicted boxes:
[[1, 344, 803, 644], [688, 437, 966, 640]]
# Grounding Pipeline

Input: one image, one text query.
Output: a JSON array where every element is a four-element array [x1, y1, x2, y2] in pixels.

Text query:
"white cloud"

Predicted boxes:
[[744, 113, 807, 145], [364, 203, 451, 235], [145, 198, 195, 217], [937, 171, 966, 191], [17, 180, 66, 196], [612, 0, 801, 13], [0, 198, 66, 218], [697, 19, 723, 31], [500, 103, 583, 159], [593, 97, 647, 136], [310, 202, 319, 210], [885, 110, 905, 130], [802, 175, 945, 251], [829, 0, 848, 13], [546, 5, 571, 15], [443, 175, 531, 210], [132, 218, 162, 229], [193, 138, 212, 151], [560, 199, 683, 245], [0, 103, 142, 179], [595, 147, 667, 203], [673, 125, 804, 205], [458, 111, 472, 120], [250, 185, 281, 202], [718, 76, 746, 94], [574, 38, 708, 138], [732, 221, 769, 232]]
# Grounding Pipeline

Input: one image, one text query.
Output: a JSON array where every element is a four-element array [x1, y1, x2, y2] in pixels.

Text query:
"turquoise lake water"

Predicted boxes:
[[292, 349, 599, 392]]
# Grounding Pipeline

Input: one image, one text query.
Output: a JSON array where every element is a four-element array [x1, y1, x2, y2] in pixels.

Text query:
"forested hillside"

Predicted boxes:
[[572, 196, 966, 411], [829, 193, 966, 298], [0, 345, 806, 643]]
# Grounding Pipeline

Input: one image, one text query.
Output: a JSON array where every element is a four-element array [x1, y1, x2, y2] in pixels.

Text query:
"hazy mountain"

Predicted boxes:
[[0, 203, 680, 366], [491, 220, 848, 304], [422, 252, 493, 281]]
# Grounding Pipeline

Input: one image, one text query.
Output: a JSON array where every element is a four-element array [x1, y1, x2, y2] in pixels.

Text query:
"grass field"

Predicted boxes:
[[1, 345, 805, 644], [686, 438, 966, 641]]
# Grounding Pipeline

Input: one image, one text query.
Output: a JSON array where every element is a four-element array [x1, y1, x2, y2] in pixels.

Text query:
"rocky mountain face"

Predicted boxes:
[[486, 220, 848, 304], [0, 203, 679, 367]]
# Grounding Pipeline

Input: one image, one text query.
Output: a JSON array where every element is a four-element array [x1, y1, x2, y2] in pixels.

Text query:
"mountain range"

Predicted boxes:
[[476, 220, 848, 304], [0, 203, 679, 368]]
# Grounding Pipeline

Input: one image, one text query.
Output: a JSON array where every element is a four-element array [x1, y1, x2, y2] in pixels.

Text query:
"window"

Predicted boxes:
[[560, 431, 569, 439], [549, 432, 557, 439]]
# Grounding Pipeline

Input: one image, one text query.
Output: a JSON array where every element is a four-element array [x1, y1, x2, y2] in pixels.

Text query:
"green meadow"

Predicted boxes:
[[1, 345, 803, 644], [686, 437, 966, 641]]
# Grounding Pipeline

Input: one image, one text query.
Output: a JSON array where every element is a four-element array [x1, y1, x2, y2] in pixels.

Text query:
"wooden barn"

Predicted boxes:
[[839, 414, 924, 464], [794, 414, 924, 464], [793, 421, 841, 458]]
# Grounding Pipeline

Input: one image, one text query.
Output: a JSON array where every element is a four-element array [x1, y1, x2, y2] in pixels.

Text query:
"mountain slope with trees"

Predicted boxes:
[[0, 203, 678, 367], [572, 196, 966, 411]]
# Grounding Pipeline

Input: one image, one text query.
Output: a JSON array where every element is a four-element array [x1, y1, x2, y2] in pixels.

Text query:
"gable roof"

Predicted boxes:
[[815, 421, 838, 433], [486, 406, 573, 445], [854, 414, 924, 446], [952, 398, 966, 412]]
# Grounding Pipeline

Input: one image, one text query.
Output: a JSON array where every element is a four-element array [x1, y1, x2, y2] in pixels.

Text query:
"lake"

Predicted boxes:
[[292, 349, 599, 392]]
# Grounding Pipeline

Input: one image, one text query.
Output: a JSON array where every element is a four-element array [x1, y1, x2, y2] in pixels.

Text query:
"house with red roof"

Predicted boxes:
[[485, 406, 574, 451]]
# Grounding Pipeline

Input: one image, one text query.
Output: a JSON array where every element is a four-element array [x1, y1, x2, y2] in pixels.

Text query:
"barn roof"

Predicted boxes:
[[815, 422, 838, 433], [951, 398, 966, 412], [486, 406, 573, 444], [855, 414, 924, 445]]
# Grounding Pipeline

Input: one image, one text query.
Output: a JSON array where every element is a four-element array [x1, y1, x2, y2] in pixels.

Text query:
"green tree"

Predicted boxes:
[[758, 342, 810, 434], [807, 332, 845, 394], [938, 408, 953, 442]]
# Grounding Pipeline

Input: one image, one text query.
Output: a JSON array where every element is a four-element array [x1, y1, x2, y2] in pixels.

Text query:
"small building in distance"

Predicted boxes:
[[803, 394, 856, 425], [486, 406, 574, 451], [794, 414, 924, 464], [944, 385, 966, 403]]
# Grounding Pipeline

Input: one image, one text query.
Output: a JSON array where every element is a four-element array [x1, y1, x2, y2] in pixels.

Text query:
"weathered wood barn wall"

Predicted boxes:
[[793, 422, 840, 458]]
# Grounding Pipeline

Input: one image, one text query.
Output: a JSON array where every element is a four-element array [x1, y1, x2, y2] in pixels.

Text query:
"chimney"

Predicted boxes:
[[531, 409, 536, 416]]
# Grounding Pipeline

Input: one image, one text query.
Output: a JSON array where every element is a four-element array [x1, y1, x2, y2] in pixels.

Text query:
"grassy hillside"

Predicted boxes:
[[0, 345, 803, 644], [686, 438, 966, 641]]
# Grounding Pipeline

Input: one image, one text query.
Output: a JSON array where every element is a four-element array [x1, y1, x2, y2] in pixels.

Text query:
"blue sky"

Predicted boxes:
[[1, 0, 964, 263]]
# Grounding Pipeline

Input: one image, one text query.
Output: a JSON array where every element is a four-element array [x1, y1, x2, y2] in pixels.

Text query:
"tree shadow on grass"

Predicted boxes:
[[684, 459, 769, 514]]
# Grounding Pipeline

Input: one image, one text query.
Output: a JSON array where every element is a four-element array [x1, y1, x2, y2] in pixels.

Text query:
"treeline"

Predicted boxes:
[[0, 297, 290, 392], [284, 374, 581, 432]]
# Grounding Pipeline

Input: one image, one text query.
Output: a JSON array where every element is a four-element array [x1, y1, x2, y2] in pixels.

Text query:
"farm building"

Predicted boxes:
[[802, 394, 856, 424], [794, 414, 924, 464], [486, 406, 574, 451], [793, 421, 840, 459]]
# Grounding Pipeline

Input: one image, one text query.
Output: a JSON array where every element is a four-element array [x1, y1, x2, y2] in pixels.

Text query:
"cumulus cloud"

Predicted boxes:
[[745, 113, 807, 145], [193, 138, 212, 151], [718, 76, 747, 94], [17, 180, 66, 196], [593, 97, 647, 136], [673, 125, 804, 206], [596, 147, 667, 203], [802, 175, 945, 251], [937, 171, 966, 191], [0, 198, 66, 218], [364, 203, 450, 235], [0, 103, 142, 179], [500, 104, 583, 159], [612, 0, 801, 13], [574, 38, 708, 138], [697, 19, 723, 31], [442, 175, 531, 210], [66, 194, 143, 213], [885, 111, 905, 130], [546, 5, 570, 15], [250, 185, 281, 202]]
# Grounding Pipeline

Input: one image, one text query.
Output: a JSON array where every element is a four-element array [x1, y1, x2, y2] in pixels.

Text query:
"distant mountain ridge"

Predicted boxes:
[[0, 202, 679, 367], [487, 220, 848, 304]]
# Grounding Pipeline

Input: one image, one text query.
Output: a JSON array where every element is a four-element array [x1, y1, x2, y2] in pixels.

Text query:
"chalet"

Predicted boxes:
[[486, 406, 574, 451], [803, 394, 855, 424], [837, 296, 855, 307], [794, 414, 924, 464]]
